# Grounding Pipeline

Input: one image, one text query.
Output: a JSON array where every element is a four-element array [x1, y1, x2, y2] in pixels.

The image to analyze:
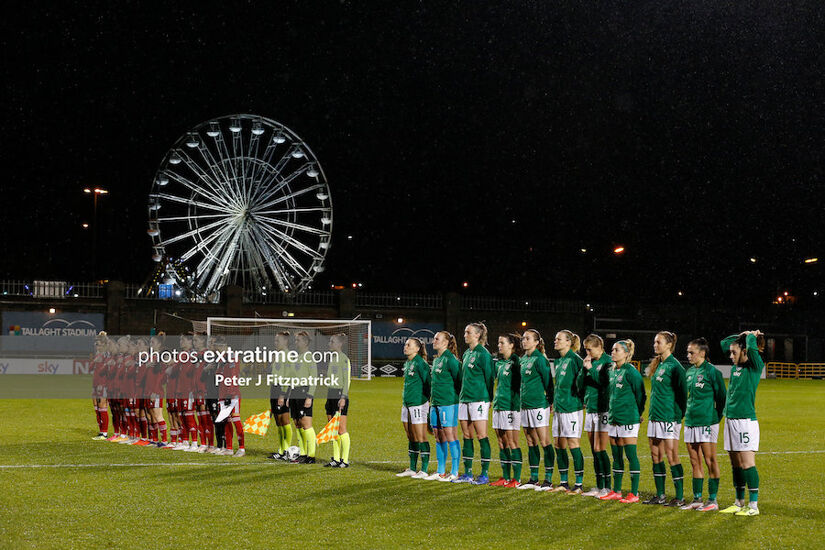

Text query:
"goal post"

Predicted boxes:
[[205, 317, 372, 381]]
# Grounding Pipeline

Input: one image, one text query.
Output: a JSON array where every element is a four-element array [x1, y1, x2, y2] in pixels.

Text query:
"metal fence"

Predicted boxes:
[[355, 293, 443, 309], [461, 295, 589, 313], [244, 291, 336, 306], [768, 362, 825, 379], [0, 280, 104, 298]]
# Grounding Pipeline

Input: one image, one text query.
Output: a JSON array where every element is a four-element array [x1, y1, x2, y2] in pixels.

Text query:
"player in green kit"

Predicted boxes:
[[719, 330, 765, 516], [600, 339, 646, 503], [643, 331, 688, 506], [397, 337, 432, 479], [426, 331, 462, 481], [516, 329, 555, 491], [581, 334, 613, 497], [681, 337, 726, 510], [490, 333, 522, 487], [267, 331, 293, 461], [323, 334, 351, 468], [454, 322, 495, 485], [289, 331, 318, 464], [549, 330, 586, 494]]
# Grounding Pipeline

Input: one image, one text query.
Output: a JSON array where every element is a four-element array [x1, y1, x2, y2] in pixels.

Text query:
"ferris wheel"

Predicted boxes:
[[147, 115, 332, 299]]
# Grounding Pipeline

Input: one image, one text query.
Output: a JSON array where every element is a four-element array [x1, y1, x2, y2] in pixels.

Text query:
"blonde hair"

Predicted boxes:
[[467, 322, 488, 347], [558, 329, 581, 353], [583, 334, 604, 350], [617, 339, 635, 362]]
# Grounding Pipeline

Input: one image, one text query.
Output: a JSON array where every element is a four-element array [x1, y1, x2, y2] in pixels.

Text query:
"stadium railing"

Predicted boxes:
[[355, 293, 443, 309], [797, 363, 825, 379], [243, 290, 336, 306], [766, 362, 799, 379], [0, 280, 104, 298]]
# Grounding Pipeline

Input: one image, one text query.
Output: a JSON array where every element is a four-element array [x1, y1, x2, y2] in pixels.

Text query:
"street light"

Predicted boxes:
[[84, 187, 109, 279]]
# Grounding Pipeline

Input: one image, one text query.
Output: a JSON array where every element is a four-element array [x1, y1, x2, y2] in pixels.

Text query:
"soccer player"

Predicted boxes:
[[146, 333, 169, 447], [600, 339, 646, 503], [719, 330, 765, 517], [192, 333, 213, 452], [268, 331, 293, 461], [581, 334, 612, 497], [681, 337, 726, 511], [425, 331, 462, 481], [323, 333, 352, 468], [490, 333, 522, 487], [643, 331, 687, 506], [218, 344, 245, 458], [516, 329, 554, 491], [454, 322, 495, 485], [396, 337, 431, 478], [289, 330, 318, 463], [91, 333, 109, 440], [550, 330, 585, 494]]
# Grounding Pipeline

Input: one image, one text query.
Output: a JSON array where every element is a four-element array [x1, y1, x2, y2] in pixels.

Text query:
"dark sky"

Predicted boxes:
[[2, 2, 824, 305]]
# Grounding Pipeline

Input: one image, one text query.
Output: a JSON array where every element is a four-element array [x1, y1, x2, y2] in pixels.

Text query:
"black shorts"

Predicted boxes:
[[270, 398, 289, 416], [325, 397, 349, 416], [289, 398, 312, 420]]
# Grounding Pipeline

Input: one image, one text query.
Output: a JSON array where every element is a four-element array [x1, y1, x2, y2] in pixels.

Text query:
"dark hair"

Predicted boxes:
[[688, 337, 710, 358], [524, 329, 545, 355], [407, 337, 428, 361], [499, 333, 523, 357], [648, 331, 678, 375]]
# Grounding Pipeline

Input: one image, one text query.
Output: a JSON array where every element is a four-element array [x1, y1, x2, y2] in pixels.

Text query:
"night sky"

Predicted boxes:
[[3, 3, 824, 305]]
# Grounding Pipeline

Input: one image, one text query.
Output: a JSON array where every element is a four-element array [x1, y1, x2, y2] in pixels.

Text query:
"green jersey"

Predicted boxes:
[[553, 349, 584, 413], [430, 349, 461, 406], [648, 354, 687, 423], [289, 352, 318, 399], [269, 352, 294, 398], [581, 353, 612, 413], [325, 352, 352, 399], [493, 355, 521, 411], [459, 344, 494, 403], [608, 363, 646, 425], [402, 354, 431, 407], [684, 360, 726, 426], [721, 334, 764, 420], [519, 350, 553, 409]]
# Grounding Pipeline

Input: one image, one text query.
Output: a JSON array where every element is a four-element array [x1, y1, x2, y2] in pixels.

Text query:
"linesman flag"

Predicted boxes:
[[243, 410, 271, 436], [316, 412, 340, 444]]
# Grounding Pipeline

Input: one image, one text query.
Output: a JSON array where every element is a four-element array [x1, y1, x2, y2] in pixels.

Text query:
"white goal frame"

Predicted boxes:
[[206, 317, 373, 380]]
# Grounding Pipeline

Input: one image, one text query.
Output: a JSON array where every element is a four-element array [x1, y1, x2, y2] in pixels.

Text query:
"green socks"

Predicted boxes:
[[599, 450, 611, 489], [528, 445, 540, 480], [409, 441, 419, 470], [305, 427, 316, 458], [671, 464, 684, 500], [743, 466, 759, 503], [556, 447, 569, 483], [543, 444, 555, 482], [333, 438, 341, 462], [340, 432, 350, 463], [282, 424, 292, 452], [732, 466, 746, 502], [692, 477, 704, 500], [297, 427, 306, 455], [462, 438, 474, 475], [511, 448, 523, 481], [653, 462, 667, 496], [479, 437, 491, 476], [708, 477, 720, 501], [570, 447, 584, 486], [624, 444, 640, 495], [500, 448, 511, 479], [611, 444, 624, 493], [419, 441, 430, 471], [593, 448, 603, 489]]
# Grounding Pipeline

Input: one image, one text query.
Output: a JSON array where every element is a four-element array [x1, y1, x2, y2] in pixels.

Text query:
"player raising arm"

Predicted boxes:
[[719, 330, 765, 517], [580, 334, 613, 497], [600, 340, 646, 503], [396, 337, 431, 478], [681, 337, 726, 511]]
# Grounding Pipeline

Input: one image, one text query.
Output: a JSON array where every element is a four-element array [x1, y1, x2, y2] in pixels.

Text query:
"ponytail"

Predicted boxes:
[[618, 339, 635, 362], [468, 322, 488, 347], [524, 329, 545, 355], [500, 333, 523, 357], [559, 329, 581, 353], [408, 337, 428, 362], [446, 333, 459, 358]]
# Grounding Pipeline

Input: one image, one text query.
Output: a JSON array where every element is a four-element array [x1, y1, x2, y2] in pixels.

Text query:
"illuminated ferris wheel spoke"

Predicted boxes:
[[148, 115, 332, 299]]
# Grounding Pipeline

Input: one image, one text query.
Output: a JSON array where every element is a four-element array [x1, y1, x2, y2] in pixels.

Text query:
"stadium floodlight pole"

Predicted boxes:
[[84, 187, 108, 279]]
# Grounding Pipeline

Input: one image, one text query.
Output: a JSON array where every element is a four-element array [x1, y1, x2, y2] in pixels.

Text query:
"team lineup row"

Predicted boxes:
[[89, 331, 353, 467], [398, 324, 765, 517]]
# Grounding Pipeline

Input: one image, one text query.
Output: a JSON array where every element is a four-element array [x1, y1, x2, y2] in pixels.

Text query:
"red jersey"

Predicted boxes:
[[218, 362, 241, 400]]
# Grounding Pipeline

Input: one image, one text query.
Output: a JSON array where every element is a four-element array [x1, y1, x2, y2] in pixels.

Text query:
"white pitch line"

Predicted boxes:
[[1, 450, 823, 469]]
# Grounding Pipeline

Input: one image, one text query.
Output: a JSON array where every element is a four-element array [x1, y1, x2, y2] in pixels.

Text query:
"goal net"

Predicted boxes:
[[205, 317, 372, 381]]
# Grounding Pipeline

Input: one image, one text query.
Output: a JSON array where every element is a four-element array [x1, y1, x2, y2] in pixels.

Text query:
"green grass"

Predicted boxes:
[[1, 378, 824, 549]]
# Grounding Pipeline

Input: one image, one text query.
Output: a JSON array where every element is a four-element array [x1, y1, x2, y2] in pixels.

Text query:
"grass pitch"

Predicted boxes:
[[1, 378, 823, 549]]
